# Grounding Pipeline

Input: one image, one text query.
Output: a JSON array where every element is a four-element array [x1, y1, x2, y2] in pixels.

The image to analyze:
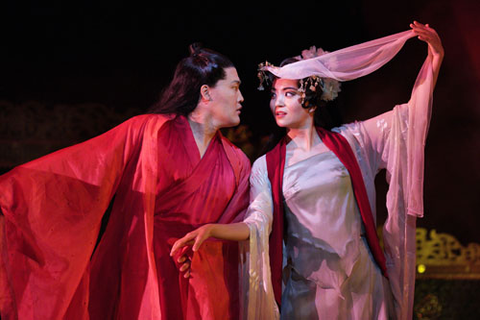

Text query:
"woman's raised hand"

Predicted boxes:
[[410, 21, 444, 87], [410, 21, 444, 58]]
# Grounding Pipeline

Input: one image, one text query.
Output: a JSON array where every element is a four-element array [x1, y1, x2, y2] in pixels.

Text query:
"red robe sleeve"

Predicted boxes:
[[0, 114, 164, 319]]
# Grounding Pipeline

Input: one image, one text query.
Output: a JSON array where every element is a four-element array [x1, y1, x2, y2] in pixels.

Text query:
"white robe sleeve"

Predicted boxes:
[[339, 55, 434, 320], [239, 156, 280, 320]]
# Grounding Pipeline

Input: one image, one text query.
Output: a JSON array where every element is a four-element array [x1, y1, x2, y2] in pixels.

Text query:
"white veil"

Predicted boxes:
[[261, 30, 416, 81]]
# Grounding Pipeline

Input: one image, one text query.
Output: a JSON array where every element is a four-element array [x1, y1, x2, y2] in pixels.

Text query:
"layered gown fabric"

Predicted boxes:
[[242, 30, 434, 319], [0, 114, 251, 319]]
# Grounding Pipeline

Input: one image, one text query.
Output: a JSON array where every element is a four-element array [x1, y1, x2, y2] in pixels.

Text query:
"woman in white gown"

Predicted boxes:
[[171, 21, 444, 319]]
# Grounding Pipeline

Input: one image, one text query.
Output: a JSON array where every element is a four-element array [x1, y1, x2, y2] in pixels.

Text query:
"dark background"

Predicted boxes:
[[1, 1, 479, 245]]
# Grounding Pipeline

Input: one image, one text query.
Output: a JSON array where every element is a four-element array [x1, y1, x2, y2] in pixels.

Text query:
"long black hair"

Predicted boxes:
[[149, 43, 234, 115]]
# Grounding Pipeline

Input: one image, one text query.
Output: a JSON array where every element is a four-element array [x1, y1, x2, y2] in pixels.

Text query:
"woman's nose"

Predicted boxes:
[[274, 95, 284, 107]]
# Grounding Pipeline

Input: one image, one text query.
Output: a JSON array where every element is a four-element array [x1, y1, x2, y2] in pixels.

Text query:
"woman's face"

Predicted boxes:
[[270, 78, 313, 129], [208, 67, 244, 128]]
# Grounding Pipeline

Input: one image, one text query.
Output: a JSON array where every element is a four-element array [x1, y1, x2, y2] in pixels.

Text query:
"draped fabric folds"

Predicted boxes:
[[265, 127, 389, 308], [0, 114, 251, 319], [242, 30, 434, 319]]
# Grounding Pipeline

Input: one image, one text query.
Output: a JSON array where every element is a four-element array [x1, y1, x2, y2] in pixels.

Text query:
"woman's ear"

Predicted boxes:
[[200, 84, 212, 101]]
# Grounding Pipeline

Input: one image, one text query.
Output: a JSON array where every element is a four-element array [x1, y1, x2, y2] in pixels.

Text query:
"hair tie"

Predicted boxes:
[[189, 42, 204, 57]]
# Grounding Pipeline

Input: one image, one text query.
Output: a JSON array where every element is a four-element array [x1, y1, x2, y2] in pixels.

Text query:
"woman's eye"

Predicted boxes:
[[270, 93, 277, 99], [285, 91, 297, 97]]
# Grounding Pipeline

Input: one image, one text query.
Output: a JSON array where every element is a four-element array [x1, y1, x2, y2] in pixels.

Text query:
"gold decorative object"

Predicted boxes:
[[416, 228, 480, 279]]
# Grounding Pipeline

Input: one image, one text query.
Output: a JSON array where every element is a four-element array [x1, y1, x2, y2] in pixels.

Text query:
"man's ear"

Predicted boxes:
[[200, 84, 212, 101]]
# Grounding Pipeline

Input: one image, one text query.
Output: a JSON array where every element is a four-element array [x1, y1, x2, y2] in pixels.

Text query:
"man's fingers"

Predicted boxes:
[[180, 261, 190, 272]]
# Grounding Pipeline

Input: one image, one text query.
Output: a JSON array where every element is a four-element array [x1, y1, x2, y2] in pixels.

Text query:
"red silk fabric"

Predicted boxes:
[[0, 114, 250, 319], [265, 137, 287, 308], [266, 127, 387, 307]]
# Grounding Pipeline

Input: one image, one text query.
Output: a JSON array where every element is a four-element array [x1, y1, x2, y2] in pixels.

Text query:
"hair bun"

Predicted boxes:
[[189, 42, 204, 56]]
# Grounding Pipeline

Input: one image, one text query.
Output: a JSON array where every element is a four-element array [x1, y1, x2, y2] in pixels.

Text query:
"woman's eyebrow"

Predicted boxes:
[[271, 86, 298, 91]]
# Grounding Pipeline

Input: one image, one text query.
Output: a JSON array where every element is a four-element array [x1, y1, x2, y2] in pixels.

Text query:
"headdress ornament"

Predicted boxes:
[[258, 46, 341, 102]]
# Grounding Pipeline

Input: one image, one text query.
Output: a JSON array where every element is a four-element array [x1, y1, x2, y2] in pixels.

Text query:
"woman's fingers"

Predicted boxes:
[[410, 21, 438, 38], [170, 233, 195, 256], [171, 225, 213, 255], [192, 233, 208, 252], [410, 21, 444, 56]]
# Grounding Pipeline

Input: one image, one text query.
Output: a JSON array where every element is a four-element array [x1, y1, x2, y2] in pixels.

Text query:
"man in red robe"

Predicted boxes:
[[0, 44, 250, 319]]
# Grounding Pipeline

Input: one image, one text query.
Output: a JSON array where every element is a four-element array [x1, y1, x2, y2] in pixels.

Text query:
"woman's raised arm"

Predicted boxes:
[[410, 21, 444, 87]]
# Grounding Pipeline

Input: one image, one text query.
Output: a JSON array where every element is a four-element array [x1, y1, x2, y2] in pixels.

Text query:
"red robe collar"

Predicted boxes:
[[266, 127, 388, 307]]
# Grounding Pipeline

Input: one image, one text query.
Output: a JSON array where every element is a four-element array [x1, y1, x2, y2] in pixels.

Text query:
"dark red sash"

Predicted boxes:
[[266, 127, 388, 306]]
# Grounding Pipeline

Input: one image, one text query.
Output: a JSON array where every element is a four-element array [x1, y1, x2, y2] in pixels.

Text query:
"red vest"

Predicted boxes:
[[266, 127, 388, 306]]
